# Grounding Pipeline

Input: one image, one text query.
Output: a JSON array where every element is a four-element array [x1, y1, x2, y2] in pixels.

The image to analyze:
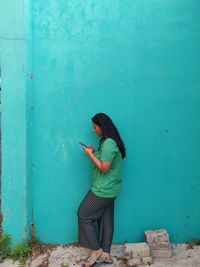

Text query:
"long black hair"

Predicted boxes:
[[92, 113, 126, 159]]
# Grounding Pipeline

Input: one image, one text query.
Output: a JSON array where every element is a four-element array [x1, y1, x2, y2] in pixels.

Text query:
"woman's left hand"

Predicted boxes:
[[83, 146, 94, 156]]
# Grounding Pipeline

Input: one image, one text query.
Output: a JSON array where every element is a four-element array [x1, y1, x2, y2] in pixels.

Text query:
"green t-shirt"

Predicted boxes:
[[91, 138, 122, 198]]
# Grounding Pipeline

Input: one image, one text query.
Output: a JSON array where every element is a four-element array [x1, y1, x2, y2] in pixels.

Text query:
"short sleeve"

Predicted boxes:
[[100, 138, 119, 162]]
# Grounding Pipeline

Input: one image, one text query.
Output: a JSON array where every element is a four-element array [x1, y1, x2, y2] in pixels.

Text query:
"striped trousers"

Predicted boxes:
[[77, 190, 115, 253]]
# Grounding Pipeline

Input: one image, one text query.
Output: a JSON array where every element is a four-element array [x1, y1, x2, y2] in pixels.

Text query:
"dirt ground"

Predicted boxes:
[[0, 243, 200, 267]]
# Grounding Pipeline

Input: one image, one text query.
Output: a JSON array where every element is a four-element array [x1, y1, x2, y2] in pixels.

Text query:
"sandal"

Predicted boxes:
[[81, 256, 104, 267], [99, 257, 113, 264]]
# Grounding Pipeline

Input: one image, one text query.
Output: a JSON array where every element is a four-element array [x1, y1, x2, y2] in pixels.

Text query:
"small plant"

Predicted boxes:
[[0, 233, 12, 261], [10, 241, 31, 266], [186, 238, 200, 249], [61, 261, 69, 267]]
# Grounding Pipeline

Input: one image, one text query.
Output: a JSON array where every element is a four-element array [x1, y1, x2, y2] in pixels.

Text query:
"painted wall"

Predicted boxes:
[[1, 0, 200, 244], [0, 0, 32, 242], [31, 0, 200, 244]]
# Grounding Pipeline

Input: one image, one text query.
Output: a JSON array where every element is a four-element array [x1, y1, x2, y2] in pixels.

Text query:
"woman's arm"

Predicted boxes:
[[83, 147, 112, 173]]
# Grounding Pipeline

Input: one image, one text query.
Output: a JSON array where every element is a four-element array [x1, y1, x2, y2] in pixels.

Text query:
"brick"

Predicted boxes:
[[151, 248, 172, 258], [140, 244, 150, 258], [149, 242, 171, 250], [156, 229, 168, 234], [127, 258, 141, 266], [125, 243, 150, 259], [145, 230, 154, 235], [142, 256, 153, 265], [156, 235, 169, 242], [145, 229, 169, 243]]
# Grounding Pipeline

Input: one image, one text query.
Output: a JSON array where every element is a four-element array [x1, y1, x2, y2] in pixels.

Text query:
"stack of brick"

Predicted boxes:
[[144, 229, 172, 258], [125, 242, 153, 266]]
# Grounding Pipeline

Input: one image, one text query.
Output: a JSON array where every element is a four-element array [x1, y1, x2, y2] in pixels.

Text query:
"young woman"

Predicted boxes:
[[77, 113, 126, 267]]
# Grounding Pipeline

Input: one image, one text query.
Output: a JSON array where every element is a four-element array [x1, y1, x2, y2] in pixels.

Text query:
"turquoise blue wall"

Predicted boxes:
[[0, 0, 32, 242], [31, 0, 200, 243], [1, 0, 200, 244]]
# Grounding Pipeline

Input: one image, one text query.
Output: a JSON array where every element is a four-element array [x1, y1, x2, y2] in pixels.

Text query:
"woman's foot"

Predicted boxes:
[[99, 252, 113, 264], [82, 249, 103, 267]]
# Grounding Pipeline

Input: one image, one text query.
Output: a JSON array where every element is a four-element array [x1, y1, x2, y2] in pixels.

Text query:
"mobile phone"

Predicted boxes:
[[79, 141, 87, 148]]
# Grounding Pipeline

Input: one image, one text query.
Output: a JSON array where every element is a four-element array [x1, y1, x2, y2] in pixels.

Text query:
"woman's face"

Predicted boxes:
[[92, 122, 102, 136]]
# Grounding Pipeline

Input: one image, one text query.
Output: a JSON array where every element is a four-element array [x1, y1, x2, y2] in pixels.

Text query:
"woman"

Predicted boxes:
[[78, 113, 126, 267]]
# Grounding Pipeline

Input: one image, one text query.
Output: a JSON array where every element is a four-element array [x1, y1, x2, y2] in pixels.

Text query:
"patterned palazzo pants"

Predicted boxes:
[[77, 190, 115, 253]]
